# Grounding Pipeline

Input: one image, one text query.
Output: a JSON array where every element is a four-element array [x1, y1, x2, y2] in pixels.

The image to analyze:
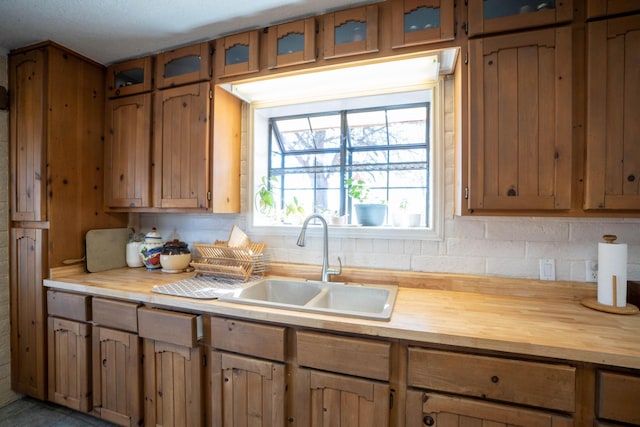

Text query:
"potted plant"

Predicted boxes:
[[346, 177, 387, 226], [392, 198, 409, 227], [255, 176, 277, 217]]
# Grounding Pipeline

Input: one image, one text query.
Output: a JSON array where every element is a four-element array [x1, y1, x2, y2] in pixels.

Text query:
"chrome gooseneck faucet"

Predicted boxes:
[[297, 214, 342, 282]]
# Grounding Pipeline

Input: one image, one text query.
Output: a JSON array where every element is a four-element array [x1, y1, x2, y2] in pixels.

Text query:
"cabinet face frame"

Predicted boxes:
[[104, 93, 152, 209], [155, 42, 211, 89], [323, 5, 379, 59], [215, 31, 260, 78], [267, 18, 317, 69], [390, 0, 455, 49], [584, 14, 640, 210], [106, 57, 153, 98], [9, 48, 47, 222], [468, 26, 572, 211], [467, 0, 573, 37]]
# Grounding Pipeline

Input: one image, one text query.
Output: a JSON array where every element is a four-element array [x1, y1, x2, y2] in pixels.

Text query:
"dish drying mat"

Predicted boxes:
[[151, 275, 259, 299]]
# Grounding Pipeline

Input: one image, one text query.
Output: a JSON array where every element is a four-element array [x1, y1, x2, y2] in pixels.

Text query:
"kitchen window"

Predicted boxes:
[[233, 54, 451, 240]]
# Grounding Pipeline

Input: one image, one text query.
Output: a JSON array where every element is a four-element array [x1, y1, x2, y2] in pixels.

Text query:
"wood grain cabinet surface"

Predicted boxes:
[[586, 0, 640, 19], [155, 42, 211, 89], [390, 0, 455, 49], [467, 0, 573, 37], [10, 228, 48, 399], [584, 13, 640, 210], [104, 93, 152, 209], [597, 370, 640, 425], [267, 18, 316, 69], [215, 30, 259, 78], [153, 81, 211, 210], [323, 5, 379, 59], [468, 26, 572, 212], [106, 57, 153, 98]]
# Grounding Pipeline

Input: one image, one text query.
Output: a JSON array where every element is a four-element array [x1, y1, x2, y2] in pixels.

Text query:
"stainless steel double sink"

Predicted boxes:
[[218, 277, 398, 321]]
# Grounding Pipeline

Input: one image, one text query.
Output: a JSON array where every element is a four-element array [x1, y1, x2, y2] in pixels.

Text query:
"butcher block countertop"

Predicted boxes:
[[44, 265, 640, 370]]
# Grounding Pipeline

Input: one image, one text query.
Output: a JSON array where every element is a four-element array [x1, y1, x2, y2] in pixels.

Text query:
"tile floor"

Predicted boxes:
[[0, 397, 117, 427]]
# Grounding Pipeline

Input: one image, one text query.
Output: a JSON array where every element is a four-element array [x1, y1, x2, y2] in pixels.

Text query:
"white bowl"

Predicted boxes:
[[160, 253, 191, 272]]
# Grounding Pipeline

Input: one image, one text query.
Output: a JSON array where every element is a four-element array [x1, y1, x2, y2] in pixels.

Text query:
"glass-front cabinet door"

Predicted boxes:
[[267, 18, 316, 69], [468, 0, 573, 36], [155, 42, 211, 88], [324, 5, 379, 59], [106, 57, 153, 98], [391, 0, 455, 48], [215, 31, 259, 78]]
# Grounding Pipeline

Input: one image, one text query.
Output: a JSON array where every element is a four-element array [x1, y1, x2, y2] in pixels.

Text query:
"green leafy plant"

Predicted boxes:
[[345, 177, 370, 203], [285, 196, 305, 217], [255, 176, 277, 215], [399, 198, 408, 211]]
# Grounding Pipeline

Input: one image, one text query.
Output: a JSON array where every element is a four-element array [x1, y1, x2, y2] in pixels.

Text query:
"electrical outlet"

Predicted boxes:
[[585, 260, 598, 282], [539, 259, 556, 281]]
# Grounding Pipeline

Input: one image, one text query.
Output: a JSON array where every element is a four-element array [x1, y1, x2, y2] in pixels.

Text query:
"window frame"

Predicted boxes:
[[247, 82, 445, 241]]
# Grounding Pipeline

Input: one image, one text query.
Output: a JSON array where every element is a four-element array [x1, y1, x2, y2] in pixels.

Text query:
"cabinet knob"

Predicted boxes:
[[423, 415, 435, 426], [628, 174, 636, 182], [491, 375, 500, 383], [507, 188, 517, 197], [102, 358, 107, 367]]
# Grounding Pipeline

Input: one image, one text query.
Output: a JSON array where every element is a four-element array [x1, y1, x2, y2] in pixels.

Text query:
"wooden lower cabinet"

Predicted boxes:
[[405, 390, 572, 427], [210, 351, 286, 426], [139, 306, 204, 427], [294, 369, 390, 427], [597, 370, 640, 425], [92, 327, 142, 426], [47, 317, 92, 411]]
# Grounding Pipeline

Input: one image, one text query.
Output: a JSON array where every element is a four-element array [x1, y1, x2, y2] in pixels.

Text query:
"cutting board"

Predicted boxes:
[[86, 228, 131, 273]]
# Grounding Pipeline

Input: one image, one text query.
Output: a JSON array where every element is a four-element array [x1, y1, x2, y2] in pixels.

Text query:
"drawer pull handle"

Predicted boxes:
[[491, 375, 499, 383], [423, 415, 435, 426], [102, 358, 107, 367]]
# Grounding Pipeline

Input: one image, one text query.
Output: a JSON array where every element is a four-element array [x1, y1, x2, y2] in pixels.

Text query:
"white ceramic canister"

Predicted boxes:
[[140, 228, 164, 269]]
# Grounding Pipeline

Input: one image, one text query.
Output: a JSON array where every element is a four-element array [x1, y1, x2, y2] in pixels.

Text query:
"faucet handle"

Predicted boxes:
[[328, 256, 342, 278]]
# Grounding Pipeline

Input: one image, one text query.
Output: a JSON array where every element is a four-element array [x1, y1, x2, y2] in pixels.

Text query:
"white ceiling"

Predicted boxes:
[[0, 0, 375, 65]]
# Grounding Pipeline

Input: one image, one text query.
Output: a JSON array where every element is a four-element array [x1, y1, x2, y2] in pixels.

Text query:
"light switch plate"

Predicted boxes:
[[539, 259, 556, 281]]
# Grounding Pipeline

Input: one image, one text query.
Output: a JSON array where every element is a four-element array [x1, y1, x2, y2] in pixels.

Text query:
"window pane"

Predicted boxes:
[[309, 115, 341, 149], [351, 150, 389, 165], [387, 107, 428, 145], [277, 118, 314, 151], [389, 148, 426, 163], [348, 110, 388, 147], [389, 169, 427, 188]]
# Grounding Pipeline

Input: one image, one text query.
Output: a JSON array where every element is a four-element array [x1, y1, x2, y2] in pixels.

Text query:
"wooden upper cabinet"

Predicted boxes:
[[587, 0, 640, 19], [390, 0, 455, 49], [153, 82, 211, 210], [584, 14, 640, 210], [468, 27, 572, 211], [155, 42, 211, 89], [467, 0, 573, 37], [106, 57, 153, 98], [9, 48, 47, 222], [267, 18, 316, 69], [324, 5, 379, 59], [215, 30, 259, 78], [104, 93, 152, 209]]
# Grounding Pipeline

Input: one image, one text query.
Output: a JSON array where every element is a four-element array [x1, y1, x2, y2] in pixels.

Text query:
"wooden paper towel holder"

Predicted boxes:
[[581, 275, 639, 315]]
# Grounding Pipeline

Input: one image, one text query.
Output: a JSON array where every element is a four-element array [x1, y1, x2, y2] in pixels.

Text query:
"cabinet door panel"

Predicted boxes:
[[9, 49, 46, 221], [295, 369, 389, 427], [105, 93, 152, 208], [210, 351, 286, 427], [469, 27, 572, 211], [153, 82, 210, 210], [47, 317, 91, 412], [407, 391, 572, 427], [93, 327, 142, 427], [143, 339, 203, 427], [585, 15, 640, 209], [10, 228, 47, 399]]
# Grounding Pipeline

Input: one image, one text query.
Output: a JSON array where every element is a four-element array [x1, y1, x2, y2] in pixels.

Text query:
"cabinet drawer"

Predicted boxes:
[[92, 297, 140, 333], [138, 306, 200, 347], [210, 317, 286, 362], [408, 348, 575, 412], [296, 330, 390, 381], [598, 370, 640, 424], [47, 290, 91, 322]]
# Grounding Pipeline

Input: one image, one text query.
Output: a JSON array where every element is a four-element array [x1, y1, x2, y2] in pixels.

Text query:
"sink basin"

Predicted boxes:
[[218, 277, 397, 321]]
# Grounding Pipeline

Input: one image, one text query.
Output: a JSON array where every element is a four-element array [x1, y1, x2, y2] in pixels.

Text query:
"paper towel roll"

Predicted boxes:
[[597, 240, 627, 307]]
